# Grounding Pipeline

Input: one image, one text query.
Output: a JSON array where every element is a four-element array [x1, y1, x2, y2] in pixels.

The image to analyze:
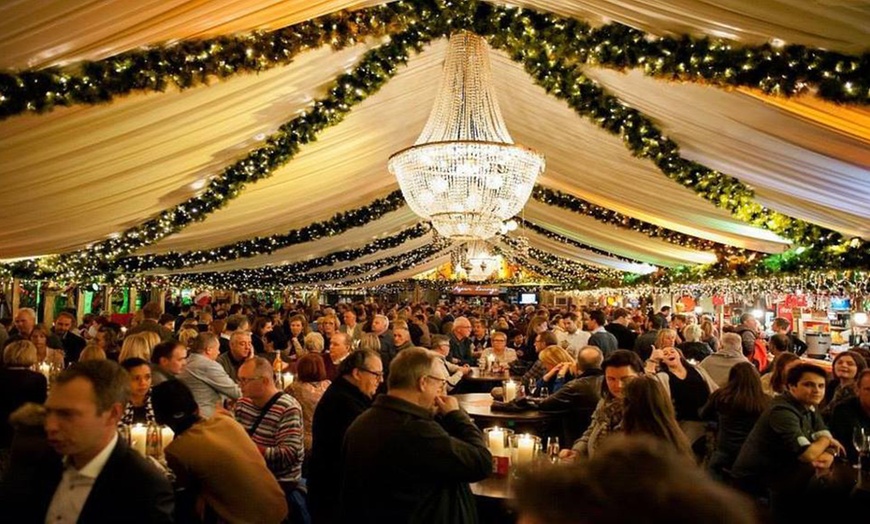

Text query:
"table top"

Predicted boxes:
[[465, 367, 511, 382], [455, 393, 561, 422], [471, 473, 514, 500]]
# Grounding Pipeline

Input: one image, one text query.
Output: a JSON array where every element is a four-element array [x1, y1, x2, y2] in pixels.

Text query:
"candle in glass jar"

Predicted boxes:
[[504, 380, 517, 402], [130, 424, 148, 456], [488, 428, 505, 456], [516, 434, 535, 465], [161, 426, 174, 451], [283, 373, 294, 385], [38, 362, 51, 381]]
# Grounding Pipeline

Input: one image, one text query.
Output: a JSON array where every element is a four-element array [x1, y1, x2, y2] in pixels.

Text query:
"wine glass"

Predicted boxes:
[[852, 426, 868, 469], [526, 378, 537, 397], [546, 437, 560, 463], [538, 385, 549, 398]]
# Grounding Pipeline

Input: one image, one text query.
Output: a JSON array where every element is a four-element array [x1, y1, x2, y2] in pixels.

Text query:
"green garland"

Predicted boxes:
[[2, 0, 867, 283], [532, 186, 751, 257], [516, 219, 643, 265], [3, 23, 443, 281], [159, 237, 448, 290], [119, 192, 410, 273], [2, 0, 864, 122]]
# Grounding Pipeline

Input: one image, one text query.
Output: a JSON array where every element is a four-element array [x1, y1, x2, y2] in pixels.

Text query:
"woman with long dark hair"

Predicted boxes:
[[700, 362, 769, 480], [622, 375, 694, 460]]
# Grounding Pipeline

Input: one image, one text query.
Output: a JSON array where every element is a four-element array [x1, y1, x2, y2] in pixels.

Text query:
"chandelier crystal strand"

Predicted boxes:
[[389, 32, 545, 241]]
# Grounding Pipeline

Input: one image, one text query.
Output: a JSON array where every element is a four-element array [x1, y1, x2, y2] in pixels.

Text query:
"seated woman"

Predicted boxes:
[[821, 349, 867, 419], [303, 332, 324, 356], [761, 352, 800, 397], [79, 342, 107, 362], [478, 331, 517, 367], [119, 333, 154, 363], [646, 345, 718, 456], [29, 324, 65, 369], [95, 322, 122, 361], [286, 353, 331, 453], [0, 341, 47, 462], [699, 362, 769, 480], [677, 324, 713, 362], [120, 357, 155, 426], [536, 345, 576, 395]]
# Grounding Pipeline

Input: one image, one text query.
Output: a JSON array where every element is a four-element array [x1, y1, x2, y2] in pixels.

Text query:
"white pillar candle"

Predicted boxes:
[[130, 424, 147, 456], [504, 380, 517, 402], [283, 373, 294, 385], [488, 428, 505, 456], [516, 434, 535, 466], [161, 426, 174, 451]]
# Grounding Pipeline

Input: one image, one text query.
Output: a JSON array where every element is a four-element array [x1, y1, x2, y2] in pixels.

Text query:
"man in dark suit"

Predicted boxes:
[[604, 308, 638, 350], [35, 360, 174, 522], [52, 311, 86, 365]]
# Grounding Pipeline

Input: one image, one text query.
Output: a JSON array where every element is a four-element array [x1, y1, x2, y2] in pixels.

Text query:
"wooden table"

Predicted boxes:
[[454, 367, 512, 394], [471, 472, 514, 500], [456, 393, 566, 438]]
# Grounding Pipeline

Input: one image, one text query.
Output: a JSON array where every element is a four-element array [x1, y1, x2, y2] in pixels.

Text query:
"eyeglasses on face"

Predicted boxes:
[[425, 375, 448, 387], [358, 367, 384, 380]]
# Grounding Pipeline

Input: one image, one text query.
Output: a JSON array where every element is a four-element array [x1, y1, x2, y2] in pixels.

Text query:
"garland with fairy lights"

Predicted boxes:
[[517, 218, 656, 264], [2, 0, 864, 122], [3, 25, 439, 281], [162, 238, 449, 290], [119, 193, 412, 273], [1, 0, 867, 282], [530, 186, 750, 256], [498, 239, 625, 289]]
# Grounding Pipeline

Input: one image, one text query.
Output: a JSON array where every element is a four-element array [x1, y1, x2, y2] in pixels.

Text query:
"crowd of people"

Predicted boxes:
[[0, 297, 868, 522]]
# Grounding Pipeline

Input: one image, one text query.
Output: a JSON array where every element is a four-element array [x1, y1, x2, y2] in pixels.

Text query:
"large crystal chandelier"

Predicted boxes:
[[388, 32, 545, 241]]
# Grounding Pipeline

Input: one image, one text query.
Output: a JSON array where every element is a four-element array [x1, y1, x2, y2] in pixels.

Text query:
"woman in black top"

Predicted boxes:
[[0, 341, 47, 462]]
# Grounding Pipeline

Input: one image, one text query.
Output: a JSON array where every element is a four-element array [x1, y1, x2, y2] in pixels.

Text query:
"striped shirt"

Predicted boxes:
[[234, 393, 304, 482]]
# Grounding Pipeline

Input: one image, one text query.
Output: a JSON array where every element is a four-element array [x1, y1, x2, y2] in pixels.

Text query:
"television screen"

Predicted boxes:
[[830, 297, 851, 311], [519, 293, 537, 305]]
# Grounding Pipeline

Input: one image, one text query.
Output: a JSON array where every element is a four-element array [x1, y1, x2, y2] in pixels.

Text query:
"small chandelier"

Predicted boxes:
[[388, 31, 545, 241]]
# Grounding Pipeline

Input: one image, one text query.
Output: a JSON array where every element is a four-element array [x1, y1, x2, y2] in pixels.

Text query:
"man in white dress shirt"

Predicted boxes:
[[40, 360, 174, 523]]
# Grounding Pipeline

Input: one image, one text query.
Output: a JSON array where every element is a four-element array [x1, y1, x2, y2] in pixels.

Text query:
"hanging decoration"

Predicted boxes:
[[388, 31, 544, 240], [119, 192, 411, 273], [0, 0, 866, 285]]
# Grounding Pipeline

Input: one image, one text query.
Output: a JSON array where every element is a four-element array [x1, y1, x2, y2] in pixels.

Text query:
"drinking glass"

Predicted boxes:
[[526, 378, 537, 397], [538, 385, 549, 398], [546, 437, 560, 463], [853, 426, 869, 469]]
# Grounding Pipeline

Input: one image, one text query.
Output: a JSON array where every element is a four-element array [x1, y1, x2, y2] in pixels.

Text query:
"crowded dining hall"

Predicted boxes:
[[0, 1, 868, 523]]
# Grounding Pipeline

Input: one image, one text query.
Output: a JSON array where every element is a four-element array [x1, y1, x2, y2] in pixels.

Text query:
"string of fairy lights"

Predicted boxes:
[[0, 0, 866, 288]]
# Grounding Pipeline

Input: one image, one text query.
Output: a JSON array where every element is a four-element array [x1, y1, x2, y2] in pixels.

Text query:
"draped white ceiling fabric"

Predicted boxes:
[[0, 0, 867, 285]]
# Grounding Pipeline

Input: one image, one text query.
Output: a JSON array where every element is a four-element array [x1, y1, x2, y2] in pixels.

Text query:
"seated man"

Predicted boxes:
[[179, 332, 241, 418], [233, 357, 304, 517], [149, 339, 187, 386], [538, 346, 605, 444], [732, 363, 848, 521], [431, 334, 472, 392], [152, 380, 288, 524], [340, 348, 491, 522]]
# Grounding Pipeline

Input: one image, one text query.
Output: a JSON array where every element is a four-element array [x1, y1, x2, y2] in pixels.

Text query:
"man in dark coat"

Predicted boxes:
[[307, 350, 382, 524], [604, 308, 637, 350], [52, 311, 86, 365], [9, 360, 174, 523], [340, 348, 491, 523], [127, 302, 175, 341]]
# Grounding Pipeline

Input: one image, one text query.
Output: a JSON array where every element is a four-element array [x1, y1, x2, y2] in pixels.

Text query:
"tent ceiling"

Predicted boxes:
[[0, 1, 867, 286]]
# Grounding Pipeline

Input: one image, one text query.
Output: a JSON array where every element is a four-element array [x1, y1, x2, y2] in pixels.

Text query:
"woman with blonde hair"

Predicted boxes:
[[358, 333, 380, 353], [119, 333, 154, 363], [29, 324, 65, 369], [536, 345, 577, 395], [178, 327, 200, 349], [79, 342, 107, 362], [1, 341, 47, 468], [304, 332, 325, 355]]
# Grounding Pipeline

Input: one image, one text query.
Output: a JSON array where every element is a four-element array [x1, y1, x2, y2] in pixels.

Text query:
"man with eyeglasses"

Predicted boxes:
[[307, 350, 383, 524], [340, 348, 491, 523]]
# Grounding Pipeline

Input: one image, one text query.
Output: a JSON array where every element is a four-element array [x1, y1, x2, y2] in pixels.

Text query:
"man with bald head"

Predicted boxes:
[[448, 317, 475, 366]]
